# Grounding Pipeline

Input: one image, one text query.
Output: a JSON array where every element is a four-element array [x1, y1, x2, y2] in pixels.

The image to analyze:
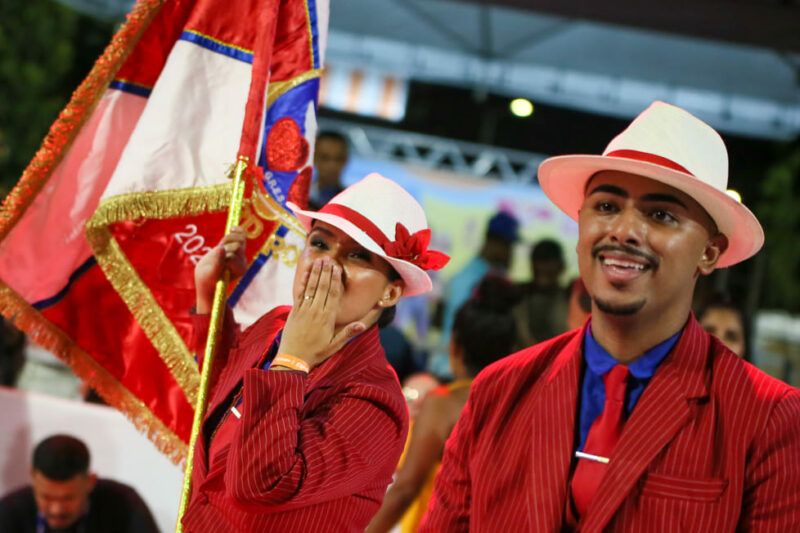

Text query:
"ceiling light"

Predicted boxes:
[[510, 98, 533, 118]]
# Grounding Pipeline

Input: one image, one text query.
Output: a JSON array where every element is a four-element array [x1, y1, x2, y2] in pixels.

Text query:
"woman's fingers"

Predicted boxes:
[[303, 258, 324, 305], [312, 261, 336, 310], [324, 264, 343, 311], [326, 321, 366, 357]]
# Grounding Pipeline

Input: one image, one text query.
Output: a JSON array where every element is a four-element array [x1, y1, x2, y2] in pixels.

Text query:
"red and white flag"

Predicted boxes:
[[0, 0, 327, 462]]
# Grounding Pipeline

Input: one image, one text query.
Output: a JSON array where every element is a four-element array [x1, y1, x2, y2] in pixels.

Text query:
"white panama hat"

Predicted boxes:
[[538, 101, 764, 268], [287, 173, 449, 297]]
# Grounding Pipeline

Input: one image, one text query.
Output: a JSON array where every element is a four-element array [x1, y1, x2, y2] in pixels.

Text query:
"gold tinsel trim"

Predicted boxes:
[[86, 183, 233, 228], [89, 226, 200, 406], [266, 68, 321, 109], [85, 185, 237, 406], [0, 281, 188, 465], [0, 0, 168, 241]]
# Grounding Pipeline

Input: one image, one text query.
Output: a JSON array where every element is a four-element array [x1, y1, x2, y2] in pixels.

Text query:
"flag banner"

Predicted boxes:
[[0, 0, 327, 463]]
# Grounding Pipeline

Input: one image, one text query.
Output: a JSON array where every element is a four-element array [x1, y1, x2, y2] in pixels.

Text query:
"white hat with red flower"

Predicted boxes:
[[287, 173, 449, 296]]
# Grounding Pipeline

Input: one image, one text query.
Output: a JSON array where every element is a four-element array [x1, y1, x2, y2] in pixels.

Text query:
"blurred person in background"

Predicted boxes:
[[566, 277, 592, 331], [513, 238, 570, 349], [367, 275, 518, 533], [697, 292, 749, 359], [401, 372, 441, 421], [309, 131, 349, 210], [0, 316, 25, 387], [430, 211, 520, 377], [0, 435, 158, 533]]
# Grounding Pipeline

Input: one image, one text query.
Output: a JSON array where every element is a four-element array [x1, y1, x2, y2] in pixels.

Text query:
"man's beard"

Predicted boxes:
[[593, 296, 646, 316]]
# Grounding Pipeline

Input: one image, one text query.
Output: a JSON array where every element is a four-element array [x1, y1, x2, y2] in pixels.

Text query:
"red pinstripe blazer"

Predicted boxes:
[[182, 307, 408, 533], [421, 315, 800, 532]]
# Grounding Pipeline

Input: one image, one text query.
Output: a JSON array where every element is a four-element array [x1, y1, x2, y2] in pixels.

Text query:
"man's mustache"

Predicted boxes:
[[591, 244, 659, 269]]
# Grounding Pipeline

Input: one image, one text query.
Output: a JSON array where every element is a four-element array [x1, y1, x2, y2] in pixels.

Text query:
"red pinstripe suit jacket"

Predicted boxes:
[[421, 316, 800, 532], [182, 306, 408, 532]]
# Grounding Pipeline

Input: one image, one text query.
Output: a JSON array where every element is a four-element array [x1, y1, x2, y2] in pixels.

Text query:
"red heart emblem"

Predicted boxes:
[[266, 117, 309, 172], [287, 166, 312, 210]]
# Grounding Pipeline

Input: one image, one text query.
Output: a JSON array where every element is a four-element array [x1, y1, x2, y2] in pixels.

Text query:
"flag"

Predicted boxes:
[[0, 0, 328, 463]]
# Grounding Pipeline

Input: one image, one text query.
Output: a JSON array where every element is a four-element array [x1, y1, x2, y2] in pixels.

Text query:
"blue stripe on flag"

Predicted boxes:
[[258, 78, 320, 207], [228, 226, 290, 307], [109, 80, 152, 98], [32, 257, 97, 310], [179, 30, 254, 64], [306, 0, 320, 69]]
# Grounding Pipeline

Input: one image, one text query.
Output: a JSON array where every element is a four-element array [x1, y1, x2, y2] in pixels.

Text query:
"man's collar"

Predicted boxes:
[[584, 321, 682, 380]]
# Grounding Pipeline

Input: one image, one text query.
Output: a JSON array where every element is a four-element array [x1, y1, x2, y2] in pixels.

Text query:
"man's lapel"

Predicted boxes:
[[527, 331, 583, 530], [580, 317, 710, 532]]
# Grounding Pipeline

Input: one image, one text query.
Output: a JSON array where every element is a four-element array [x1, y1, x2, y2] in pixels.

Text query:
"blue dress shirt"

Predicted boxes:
[[577, 324, 682, 451]]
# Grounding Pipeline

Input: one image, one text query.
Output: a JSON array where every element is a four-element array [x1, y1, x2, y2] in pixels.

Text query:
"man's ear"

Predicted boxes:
[[87, 472, 98, 491], [379, 280, 404, 308], [698, 233, 729, 275]]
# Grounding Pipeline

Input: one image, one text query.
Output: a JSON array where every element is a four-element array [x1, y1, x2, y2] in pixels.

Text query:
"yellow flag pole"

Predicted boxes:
[[174, 155, 249, 532]]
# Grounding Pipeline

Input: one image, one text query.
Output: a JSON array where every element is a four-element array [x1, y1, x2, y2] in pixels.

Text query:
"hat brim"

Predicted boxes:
[[287, 202, 432, 297], [538, 155, 764, 268]]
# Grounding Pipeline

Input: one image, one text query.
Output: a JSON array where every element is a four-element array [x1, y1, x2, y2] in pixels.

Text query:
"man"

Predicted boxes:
[[0, 435, 158, 533], [513, 238, 570, 348], [421, 101, 800, 532], [429, 210, 519, 377], [308, 130, 349, 210]]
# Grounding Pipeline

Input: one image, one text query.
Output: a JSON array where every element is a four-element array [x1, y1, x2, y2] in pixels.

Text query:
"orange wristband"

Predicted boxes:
[[272, 354, 311, 373]]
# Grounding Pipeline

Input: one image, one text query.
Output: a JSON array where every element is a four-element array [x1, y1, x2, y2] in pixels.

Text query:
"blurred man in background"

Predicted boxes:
[[513, 238, 570, 348], [0, 435, 158, 533], [309, 130, 349, 210], [429, 211, 520, 377]]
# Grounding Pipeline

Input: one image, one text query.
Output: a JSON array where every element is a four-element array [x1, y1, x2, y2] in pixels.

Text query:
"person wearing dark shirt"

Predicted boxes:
[[0, 435, 159, 533], [308, 131, 349, 210]]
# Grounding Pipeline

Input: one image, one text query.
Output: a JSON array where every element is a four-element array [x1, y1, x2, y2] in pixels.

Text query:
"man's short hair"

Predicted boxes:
[[316, 130, 348, 147], [531, 239, 564, 264], [33, 435, 90, 481]]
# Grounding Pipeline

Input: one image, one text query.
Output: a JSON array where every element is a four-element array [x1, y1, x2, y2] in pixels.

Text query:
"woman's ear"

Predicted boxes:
[[379, 280, 404, 308]]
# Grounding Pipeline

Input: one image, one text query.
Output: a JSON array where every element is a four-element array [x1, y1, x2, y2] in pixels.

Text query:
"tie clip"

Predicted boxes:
[[231, 406, 242, 419], [575, 450, 609, 464]]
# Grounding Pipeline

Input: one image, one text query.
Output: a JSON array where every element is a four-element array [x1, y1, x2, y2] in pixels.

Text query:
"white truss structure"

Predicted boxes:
[[319, 118, 547, 184]]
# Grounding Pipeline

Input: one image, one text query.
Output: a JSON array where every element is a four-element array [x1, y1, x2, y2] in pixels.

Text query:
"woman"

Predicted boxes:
[[181, 173, 448, 532], [366, 275, 518, 533], [697, 293, 749, 359]]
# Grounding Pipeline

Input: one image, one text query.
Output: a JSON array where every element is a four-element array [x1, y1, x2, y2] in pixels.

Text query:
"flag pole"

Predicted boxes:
[[174, 155, 249, 532], [174, 1, 280, 529]]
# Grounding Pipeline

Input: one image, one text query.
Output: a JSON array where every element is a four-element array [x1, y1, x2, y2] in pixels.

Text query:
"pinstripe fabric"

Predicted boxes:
[[182, 306, 409, 532], [421, 316, 800, 532]]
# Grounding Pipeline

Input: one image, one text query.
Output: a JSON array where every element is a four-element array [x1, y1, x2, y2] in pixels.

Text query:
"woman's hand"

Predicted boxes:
[[276, 257, 366, 370], [194, 227, 248, 314]]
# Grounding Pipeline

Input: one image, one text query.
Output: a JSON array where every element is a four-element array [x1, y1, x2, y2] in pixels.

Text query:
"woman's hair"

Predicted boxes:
[[377, 266, 401, 329], [452, 274, 519, 376]]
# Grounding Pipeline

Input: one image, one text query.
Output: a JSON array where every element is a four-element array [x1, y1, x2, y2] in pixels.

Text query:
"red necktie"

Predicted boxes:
[[571, 364, 630, 518]]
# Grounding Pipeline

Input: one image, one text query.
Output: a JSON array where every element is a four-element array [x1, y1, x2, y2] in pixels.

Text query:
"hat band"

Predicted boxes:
[[317, 203, 450, 271], [319, 203, 392, 248], [606, 149, 694, 176]]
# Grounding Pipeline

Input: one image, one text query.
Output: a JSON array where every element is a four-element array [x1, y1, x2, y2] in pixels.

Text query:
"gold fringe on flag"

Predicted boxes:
[[85, 184, 238, 405], [0, 280, 188, 464], [0, 0, 168, 239]]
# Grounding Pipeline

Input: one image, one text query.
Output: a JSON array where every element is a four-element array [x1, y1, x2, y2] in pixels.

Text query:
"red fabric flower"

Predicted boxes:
[[383, 223, 449, 271]]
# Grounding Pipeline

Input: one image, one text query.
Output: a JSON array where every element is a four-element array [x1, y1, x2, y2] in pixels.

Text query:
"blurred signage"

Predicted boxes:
[[319, 65, 408, 122]]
